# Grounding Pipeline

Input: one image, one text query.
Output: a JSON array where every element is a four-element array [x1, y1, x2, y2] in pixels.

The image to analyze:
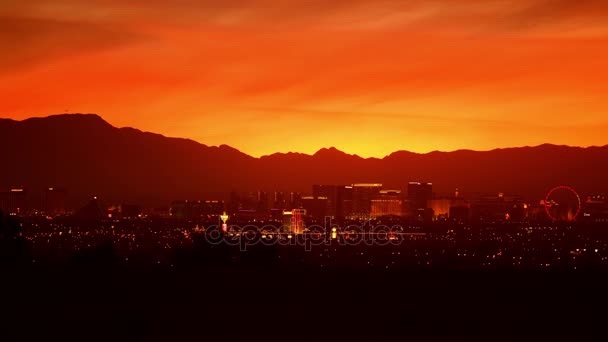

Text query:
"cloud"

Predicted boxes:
[[4, 1, 608, 34], [497, 0, 608, 34], [1, 0, 608, 157], [0, 15, 143, 74]]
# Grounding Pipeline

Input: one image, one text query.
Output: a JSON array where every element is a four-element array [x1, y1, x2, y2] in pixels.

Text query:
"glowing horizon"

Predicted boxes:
[[2, 0, 608, 157]]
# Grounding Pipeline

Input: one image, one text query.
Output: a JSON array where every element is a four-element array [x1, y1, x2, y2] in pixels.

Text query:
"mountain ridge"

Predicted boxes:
[[2, 114, 606, 159], [1, 114, 607, 206]]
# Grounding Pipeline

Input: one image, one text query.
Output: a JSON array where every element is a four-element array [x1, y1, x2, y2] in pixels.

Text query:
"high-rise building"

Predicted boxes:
[[301, 196, 328, 219], [289, 192, 302, 209], [407, 182, 433, 211], [201, 200, 224, 217], [283, 209, 306, 234], [45, 187, 66, 216], [228, 191, 241, 214], [312, 185, 352, 217], [0, 187, 27, 215], [273, 191, 287, 210], [256, 191, 271, 213], [582, 194, 608, 222], [351, 183, 382, 220], [370, 190, 402, 218], [241, 192, 259, 211], [470, 193, 523, 221], [338, 185, 353, 219]]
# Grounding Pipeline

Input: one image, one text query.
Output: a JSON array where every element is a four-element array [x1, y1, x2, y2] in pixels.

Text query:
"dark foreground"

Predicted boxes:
[[2, 262, 608, 338]]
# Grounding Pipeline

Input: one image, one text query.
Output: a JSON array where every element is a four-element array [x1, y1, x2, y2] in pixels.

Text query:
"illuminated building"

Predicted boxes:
[[235, 209, 258, 221], [338, 185, 353, 220], [301, 196, 328, 219], [351, 183, 382, 220], [273, 191, 287, 210], [289, 192, 303, 209], [311, 184, 354, 220], [202, 200, 224, 217], [426, 198, 469, 220], [470, 193, 524, 221], [427, 199, 452, 219], [0, 187, 27, 215], [170, 200, 225, 219], [312, 185, 342, 217], [407, 182, 433, 212], [220, 212, 229, 232], [370, 190, 402, 218], [228, 191, 241, 214], [45, 187, 67, 216], [256, 191, 271, 212], [582, 194, 608, 222], [283, 209, 306, 234]]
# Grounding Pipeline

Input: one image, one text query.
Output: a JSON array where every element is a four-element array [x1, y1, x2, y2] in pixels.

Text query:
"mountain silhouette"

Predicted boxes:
[[1, 114, 606, 207]]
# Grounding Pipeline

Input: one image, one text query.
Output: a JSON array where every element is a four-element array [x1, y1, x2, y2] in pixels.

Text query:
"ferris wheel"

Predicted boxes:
[[544, 185, 582, 222]]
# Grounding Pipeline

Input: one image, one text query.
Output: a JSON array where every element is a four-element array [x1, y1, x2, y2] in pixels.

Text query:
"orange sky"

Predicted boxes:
[[1, 0, 608, 157]]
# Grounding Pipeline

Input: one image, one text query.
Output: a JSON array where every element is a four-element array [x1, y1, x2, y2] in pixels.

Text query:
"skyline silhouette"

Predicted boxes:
[[2, 113, 608, 207], [3, 1, 608, 337]]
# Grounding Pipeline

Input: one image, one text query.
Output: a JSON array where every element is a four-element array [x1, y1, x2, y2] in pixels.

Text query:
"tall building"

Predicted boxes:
[[256, 191, 271, 213], [289, 192, 302, 209], [470, 193, 523, 221], [283, 209, 306, 234], [241, 192, 259, 211], [338, 185, 353, 220], [312, 184, 371, 220], [407, 182, 433, 211], [273, 191, 287, 210], [301, 196, 328, 219], [582, 194, 608, 222], [0, 187, 27, 215], [45, 187, 67, 216], [228, 191, 241, 214], [351, 183, 382, 220], [370, 190, 402, 218], [201, 200, 224, 217], [313, 185, 341, 217]]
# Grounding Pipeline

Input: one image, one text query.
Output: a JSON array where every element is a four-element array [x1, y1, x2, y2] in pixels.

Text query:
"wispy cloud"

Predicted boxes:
[[1, 0, 607, 156]]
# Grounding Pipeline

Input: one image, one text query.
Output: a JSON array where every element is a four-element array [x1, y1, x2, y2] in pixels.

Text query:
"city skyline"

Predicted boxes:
[[2, 1, 608, 157], [1, 180, 598, 224], [3, 2, 608, 336], [2, 114, 607, 208]]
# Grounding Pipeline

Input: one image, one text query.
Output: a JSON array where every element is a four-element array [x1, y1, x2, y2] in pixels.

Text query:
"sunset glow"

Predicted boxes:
[[2, 0, 608, 157]]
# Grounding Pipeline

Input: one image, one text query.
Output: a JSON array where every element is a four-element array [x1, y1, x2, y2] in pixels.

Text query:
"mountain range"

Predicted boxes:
[[1, 114, 606, 207]]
